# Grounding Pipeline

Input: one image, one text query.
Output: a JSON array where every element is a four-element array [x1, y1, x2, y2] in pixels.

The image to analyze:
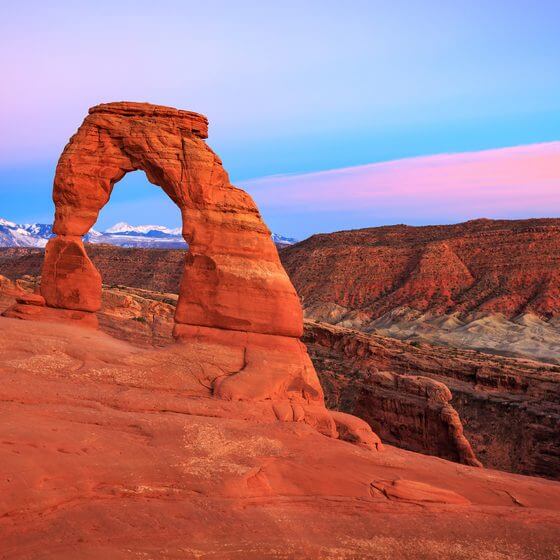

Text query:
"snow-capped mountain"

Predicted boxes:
[[105, 222, 182, 236], [0, 218, 48, 247], [271, 232, 298, 246], [0, 218, 297, 249], [92, 222, 185, 247], [0, 219, 101, 247]]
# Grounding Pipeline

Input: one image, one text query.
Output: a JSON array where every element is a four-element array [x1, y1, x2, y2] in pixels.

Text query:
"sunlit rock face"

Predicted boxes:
[[42, 101, 302, 338], [4, 101, 380, 449]]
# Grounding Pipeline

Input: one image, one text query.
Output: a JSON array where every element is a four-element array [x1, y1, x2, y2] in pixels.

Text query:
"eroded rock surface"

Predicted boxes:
[[281, 218, 560, 321], [304, 320, 560, 479], [2, 316, 560, 559], [280, 219, 560, 364]]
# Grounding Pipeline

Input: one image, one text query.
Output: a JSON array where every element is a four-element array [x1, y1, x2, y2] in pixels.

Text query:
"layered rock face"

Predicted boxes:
[[305, 322, 481, 467], [281, 218, 560, 320], [304, 321, 560, 479]]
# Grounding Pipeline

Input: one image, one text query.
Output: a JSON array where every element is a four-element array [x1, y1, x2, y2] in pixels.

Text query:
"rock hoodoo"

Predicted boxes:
[[5, 101, 378, 446]]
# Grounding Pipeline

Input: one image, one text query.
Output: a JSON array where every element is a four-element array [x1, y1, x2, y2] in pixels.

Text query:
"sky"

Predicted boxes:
[[1, 0, 559, 238]]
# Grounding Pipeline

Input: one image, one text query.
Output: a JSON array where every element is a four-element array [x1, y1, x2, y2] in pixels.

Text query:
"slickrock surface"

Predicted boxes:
[[304, 321, 560, 479], [2, 316, 560, 559], [4, 280, 558, 479]]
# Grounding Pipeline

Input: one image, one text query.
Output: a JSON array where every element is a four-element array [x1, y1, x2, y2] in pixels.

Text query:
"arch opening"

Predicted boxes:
[[93, 169, 184, 249]]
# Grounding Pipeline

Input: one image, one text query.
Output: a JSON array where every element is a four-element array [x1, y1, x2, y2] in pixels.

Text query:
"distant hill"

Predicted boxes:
[[281, 218, 560, 321]]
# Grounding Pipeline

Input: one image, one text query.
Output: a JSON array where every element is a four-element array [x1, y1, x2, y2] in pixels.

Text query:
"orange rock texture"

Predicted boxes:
[[42, 102, 301, 337], [8, 101, 378, 448], [281, 218, 560, 320]]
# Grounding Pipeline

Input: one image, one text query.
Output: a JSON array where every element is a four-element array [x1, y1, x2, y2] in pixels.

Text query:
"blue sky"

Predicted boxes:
[[1, 1, 559, 237]]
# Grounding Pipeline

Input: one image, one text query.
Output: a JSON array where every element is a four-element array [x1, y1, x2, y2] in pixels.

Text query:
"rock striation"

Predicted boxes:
[[303, 320, 560, 479], [281, 218, 560, 320]]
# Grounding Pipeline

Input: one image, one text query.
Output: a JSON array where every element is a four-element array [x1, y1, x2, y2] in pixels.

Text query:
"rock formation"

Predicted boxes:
[[3, 102, 379, 449], [0, 245, 186, 294], [39, 102, 300, 337], [281, 218, 560, 320], [305, 321, 481, 467], [303, 320, 560, 479], [2, 315, 560, 558]]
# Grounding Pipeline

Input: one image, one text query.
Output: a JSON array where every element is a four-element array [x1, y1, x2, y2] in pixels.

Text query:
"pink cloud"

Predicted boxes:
[[242, 142, 560, 218]]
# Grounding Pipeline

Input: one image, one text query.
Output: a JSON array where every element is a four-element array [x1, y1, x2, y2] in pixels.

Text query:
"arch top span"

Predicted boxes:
[[40, 101, 303, 338], [88, 101, 209, 138]]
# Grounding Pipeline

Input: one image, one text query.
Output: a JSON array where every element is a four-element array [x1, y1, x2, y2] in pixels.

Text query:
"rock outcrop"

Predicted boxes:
[[0, 246, 185, 293], [303, 320, 560, 479], [3, 102, 379, 450], [304, 321, 481, 467]]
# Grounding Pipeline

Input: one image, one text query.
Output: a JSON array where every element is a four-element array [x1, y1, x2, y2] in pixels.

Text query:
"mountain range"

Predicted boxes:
[[0, 218, 297, 249]]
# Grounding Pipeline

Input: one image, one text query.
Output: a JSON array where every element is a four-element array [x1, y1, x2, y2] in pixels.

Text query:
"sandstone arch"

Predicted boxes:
[[5, 101, 381, 447], [41, 102, 302, 337]]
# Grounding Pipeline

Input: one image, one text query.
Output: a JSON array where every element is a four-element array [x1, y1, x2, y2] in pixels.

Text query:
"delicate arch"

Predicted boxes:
[[40, 102, 302, 338]]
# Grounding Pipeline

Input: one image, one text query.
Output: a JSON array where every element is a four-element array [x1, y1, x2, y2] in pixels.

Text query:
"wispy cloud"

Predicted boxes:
[[242, 142, 560, 227]]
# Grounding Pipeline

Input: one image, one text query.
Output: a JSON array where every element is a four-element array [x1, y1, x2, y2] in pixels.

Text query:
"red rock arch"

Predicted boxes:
[[40, 102, 302, 338], [6, 101, 382, 445]]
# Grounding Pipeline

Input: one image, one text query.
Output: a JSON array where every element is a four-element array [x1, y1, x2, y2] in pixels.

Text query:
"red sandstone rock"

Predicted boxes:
[[280, 218, 560, 320], [1, 316, 560, 559], [40, 236, 101, 311], [370, 479, 471, 505], [173, 323, 324, 402], [43, 101, 302, 338], [303, 320, 560, 478], [3, 303, 99, 328]]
